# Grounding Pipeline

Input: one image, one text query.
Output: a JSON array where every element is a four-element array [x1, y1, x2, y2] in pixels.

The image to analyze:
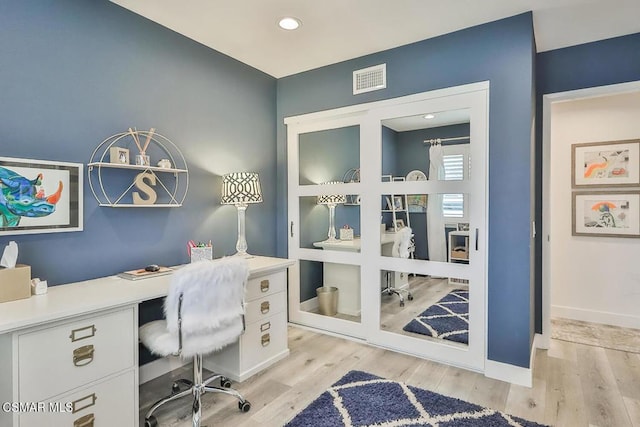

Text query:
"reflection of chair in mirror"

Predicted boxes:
[[382, 227, 414, 307], [139, 258, 252, 427]]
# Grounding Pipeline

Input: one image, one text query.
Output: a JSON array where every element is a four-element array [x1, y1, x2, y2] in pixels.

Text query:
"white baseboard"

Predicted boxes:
[[139, 356, 189, 384], [551, 305, 640, 329], [485, 359, 532, 388], [535, 331, 549, 350], [484, 336, 536, 388], [300, 296, 318, 312]]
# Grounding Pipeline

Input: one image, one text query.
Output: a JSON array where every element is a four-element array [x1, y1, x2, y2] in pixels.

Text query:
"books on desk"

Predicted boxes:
[[118, 266, 173, 281]]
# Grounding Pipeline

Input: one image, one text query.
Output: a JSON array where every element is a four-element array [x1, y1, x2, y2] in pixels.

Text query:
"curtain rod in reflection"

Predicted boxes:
[[423, 136, 470, 145]]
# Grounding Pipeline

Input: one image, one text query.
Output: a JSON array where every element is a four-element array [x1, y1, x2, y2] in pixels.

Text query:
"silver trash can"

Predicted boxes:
[[316, 286, 338, 316]]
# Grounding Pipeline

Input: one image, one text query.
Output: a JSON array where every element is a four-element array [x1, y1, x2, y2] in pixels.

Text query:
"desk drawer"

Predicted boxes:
[[241, 311, 287, 370], [246, 271, 285, 301], [18, 308, 135, 402], [244, 293, 286, 325], [19, 370, 136, 427]]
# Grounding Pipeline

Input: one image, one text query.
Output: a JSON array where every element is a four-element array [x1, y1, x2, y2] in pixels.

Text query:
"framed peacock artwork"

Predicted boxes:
[[0, 157, 83, 235]]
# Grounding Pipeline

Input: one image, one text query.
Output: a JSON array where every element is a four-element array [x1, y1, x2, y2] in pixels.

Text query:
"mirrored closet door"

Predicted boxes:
[[286, 82, 488, 371], [287, 115, 365, 339]]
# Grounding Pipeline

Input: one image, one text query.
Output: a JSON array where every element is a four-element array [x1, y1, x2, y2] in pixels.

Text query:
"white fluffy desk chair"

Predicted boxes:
[[382, 226, 414, 306], [139, 257, 251, 427]]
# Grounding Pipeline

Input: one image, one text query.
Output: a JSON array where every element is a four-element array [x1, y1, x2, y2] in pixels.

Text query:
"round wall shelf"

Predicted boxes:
[[88, 130, 188, 207]]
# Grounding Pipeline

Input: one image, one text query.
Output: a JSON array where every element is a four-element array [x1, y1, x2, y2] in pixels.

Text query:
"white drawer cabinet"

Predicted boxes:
[[19, 370, 136, 427], [1, 307, 138, 427], [204, 268, 289, 382], [18, 308, 135, 402]]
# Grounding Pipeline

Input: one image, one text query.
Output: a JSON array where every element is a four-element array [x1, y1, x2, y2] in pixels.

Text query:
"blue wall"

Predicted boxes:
[[534, 32, 640, 332], [0, 1, 278, 365], [0, 0, 278, 286], [277, 13, 537, 368]]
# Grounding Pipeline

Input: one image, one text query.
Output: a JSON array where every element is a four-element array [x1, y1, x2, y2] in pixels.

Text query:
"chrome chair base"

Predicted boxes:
[[382, 272, 413, 307], [144, 355, 250, 427]]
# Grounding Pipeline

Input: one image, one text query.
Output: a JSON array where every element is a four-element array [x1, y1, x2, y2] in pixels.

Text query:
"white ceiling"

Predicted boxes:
[[110, 0, 640, 78]]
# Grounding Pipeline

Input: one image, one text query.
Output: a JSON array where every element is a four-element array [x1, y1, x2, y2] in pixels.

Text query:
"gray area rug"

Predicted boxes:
[[551, 317, 640, 353]]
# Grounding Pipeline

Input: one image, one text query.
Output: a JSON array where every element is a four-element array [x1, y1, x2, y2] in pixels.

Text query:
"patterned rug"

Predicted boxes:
[[286, 370, 546, 427], [403, 289, 469, 344]]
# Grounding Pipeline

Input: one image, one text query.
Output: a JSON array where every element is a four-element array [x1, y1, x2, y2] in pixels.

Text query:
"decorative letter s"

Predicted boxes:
[[132, 172, 157, 205]]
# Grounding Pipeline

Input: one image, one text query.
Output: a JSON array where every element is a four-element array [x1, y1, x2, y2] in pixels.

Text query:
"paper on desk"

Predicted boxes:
[[0, 241, 18, 268]]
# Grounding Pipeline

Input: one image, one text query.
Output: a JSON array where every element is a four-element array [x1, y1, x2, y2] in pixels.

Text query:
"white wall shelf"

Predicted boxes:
[[88, 130, 189, 207]]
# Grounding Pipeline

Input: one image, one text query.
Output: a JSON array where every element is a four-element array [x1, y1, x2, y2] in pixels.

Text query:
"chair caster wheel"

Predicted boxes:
[[171, 383, 180, 394], [239, 400, 251, 412], [220, 377, 232, 388], [408, 294, 414, 301], [145, 415, 158, 427], [400, 301, 405, 307]]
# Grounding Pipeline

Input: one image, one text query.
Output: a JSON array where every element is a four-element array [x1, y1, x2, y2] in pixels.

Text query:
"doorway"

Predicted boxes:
[[541, 81, 640, 348]]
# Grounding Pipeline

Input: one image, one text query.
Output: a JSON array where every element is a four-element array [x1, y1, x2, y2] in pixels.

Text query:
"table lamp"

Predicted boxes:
[[317, 182, 346, 242], [221, 172, 263, 256]]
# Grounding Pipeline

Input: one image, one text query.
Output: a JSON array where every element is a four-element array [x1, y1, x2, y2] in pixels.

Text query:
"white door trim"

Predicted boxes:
[[540, 80, 640, 349]]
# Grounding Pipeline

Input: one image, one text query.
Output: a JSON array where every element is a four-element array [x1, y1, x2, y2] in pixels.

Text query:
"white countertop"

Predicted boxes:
[[0, 256, 294, 334]]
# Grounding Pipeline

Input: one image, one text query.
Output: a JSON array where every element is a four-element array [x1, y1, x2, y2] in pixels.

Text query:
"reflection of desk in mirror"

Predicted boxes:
[[313, 233, 408, 316]]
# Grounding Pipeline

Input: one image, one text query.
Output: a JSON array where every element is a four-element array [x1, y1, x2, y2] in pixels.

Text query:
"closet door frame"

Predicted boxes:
[[285, 81, 489, 372]]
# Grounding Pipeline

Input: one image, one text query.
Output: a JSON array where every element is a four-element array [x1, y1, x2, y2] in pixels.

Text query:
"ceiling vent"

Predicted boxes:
[[353, 64, 386, 95]]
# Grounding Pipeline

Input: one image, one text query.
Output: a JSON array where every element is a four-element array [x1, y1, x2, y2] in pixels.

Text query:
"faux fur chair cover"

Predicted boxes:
[[139, 257, 249, 359], [392, 226, 413, 259]]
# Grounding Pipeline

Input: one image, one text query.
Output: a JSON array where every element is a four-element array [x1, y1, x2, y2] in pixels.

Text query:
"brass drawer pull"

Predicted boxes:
[[74, 413, 95, 427], [73, 344, 95, 367], [260, 301, 270, 314], [72, 393, 97, 414], [69, 324, 96, 342], [260, 321, 271, 332], [260, 279, 269, 293], [261, 333, 270, 347]]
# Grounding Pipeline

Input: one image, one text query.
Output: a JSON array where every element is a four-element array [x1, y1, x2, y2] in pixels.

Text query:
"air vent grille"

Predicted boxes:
[[353, 64, 386, 95]]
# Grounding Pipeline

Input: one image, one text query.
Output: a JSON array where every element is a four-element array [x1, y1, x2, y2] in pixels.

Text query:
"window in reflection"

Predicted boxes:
[[299, 259, 361, 323], [380, 273, 469, 347], [380, 109, 470, 183]]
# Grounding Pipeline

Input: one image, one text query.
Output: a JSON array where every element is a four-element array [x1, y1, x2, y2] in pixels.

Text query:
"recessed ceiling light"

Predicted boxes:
[[423, 114, 436, 120], [278, 17, 301, 30]]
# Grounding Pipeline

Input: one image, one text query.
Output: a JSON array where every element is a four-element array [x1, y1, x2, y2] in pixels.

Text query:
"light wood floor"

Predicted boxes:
[[140, 326, 640, 427]]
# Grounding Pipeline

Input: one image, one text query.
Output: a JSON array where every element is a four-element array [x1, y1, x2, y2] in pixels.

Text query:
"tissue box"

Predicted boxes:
[[0, 264, 31, 303]]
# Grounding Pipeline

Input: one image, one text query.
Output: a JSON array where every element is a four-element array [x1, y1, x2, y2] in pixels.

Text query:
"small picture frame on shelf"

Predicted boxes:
[[109, 147, 129, 164], [393, 196, 403, 210], [394, 219, 405, 229]]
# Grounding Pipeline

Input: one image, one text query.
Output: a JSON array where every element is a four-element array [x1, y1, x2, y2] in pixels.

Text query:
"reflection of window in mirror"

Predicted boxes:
[[442, 144, 469, 221]]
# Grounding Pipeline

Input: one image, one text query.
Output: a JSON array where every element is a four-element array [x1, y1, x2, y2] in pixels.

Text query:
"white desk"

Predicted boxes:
[[0, 256, 293, 427], [312, 233, 407, 316]]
